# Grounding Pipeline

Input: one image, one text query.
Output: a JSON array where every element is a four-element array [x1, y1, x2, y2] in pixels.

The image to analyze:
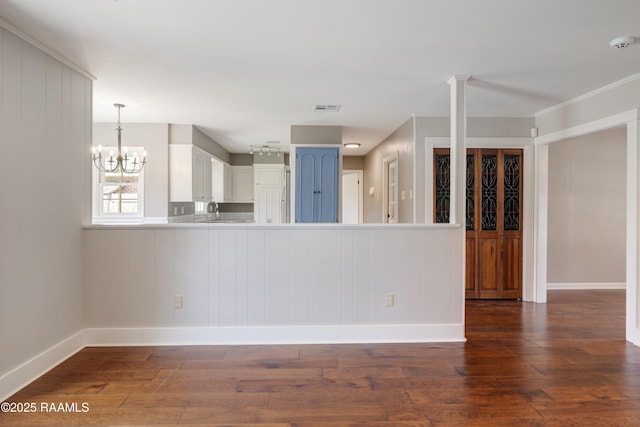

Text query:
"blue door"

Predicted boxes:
[[295, 147, 339, 223]]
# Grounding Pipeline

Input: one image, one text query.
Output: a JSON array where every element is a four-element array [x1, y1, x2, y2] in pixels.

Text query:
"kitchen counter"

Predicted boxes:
[[168, 213, 255, 224]]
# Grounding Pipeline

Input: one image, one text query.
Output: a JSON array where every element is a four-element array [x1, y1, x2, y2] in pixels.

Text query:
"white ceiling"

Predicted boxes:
[[1, 0, 639, 154]]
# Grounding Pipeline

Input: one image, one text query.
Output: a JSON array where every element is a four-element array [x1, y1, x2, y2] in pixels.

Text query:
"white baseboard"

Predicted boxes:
[[86, 324, 466, 346], [0, 330, 87, 401], [0, 324, 465, 401], [547, 282, 626, 290]]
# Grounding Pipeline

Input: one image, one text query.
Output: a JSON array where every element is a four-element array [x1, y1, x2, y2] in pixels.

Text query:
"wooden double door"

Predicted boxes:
[[434, 148, 523, 299]]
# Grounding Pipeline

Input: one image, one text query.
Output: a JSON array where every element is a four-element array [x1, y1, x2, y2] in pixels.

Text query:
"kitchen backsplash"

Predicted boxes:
[[168, 202, 254, 218], [168, 202, 195, 217], [218, 203, 254, 213]]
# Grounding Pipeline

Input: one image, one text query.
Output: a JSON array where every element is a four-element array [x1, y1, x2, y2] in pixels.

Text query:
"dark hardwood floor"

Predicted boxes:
[[2, 290, 640, 426]]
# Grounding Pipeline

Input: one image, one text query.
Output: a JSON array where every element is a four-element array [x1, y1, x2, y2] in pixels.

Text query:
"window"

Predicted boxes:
[[92, 146, 144, 222]]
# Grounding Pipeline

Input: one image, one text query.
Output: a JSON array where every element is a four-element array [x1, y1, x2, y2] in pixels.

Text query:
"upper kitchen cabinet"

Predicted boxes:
[[254, 164, 284, 188], [295, 147, 339, 223], [211, 157, 230, 202], [231, 166, 254, 202], [169, 145, 212, 202], [211, 160, 254, 203]]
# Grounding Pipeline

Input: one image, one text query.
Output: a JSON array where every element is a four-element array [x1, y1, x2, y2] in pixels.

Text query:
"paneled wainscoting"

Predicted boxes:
[[84, 224, 465, 345]]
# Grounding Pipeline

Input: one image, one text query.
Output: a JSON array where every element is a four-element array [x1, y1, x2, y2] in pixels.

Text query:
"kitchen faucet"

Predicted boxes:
[[208, 201, 220, 218]]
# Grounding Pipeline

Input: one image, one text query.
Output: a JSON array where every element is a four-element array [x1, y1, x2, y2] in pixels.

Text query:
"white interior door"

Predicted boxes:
[[341, 170, 362, 224]]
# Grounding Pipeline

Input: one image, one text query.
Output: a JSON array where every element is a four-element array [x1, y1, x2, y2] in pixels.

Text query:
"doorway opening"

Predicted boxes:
[[546, 128, 626, 291], [383, 152, 399, 223], [342, 170, 363, 224]]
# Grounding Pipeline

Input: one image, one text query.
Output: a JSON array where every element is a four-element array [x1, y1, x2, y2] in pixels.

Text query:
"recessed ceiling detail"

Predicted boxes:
[[314, 104, 341, 112]]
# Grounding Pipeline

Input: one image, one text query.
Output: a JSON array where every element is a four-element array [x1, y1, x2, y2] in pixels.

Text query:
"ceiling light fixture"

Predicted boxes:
[[249, 144, 283, 157], [610, 35, 634, 49], [344, 143, 360, 149], [92, 104, 146, 173]]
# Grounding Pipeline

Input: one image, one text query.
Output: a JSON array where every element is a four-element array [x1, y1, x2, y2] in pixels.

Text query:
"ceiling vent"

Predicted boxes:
[[314, 104, 341, 112]]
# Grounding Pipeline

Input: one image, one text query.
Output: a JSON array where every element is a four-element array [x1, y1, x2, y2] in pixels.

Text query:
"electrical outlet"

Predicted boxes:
[[173, 207, 178, 215], [385, 293, 395, 307], [173, 295, 183, 309]]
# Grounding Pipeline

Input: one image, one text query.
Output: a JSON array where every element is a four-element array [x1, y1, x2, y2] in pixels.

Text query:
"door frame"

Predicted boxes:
[[424, 137, 535, 301], [342, 169, 363, 224], [534, 108, 639, 345], [382, 152, 399, 223]]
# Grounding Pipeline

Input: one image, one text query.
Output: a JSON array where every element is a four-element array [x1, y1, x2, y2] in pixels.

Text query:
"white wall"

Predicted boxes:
[[0, 27, 91, 394], [92, 123, 169, 219], [84, 224, 465, 343], [364, 118, 414, 223], [547, 127, 626, 286]]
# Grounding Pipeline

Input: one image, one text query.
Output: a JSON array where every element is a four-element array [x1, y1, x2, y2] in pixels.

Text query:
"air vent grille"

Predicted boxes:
[[314, 104, 341, 112]]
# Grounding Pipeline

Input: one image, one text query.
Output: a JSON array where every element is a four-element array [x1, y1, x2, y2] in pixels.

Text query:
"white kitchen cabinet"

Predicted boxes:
[[254, 187, 283, 223], [224, 164, 233, 202], [212, 162, 253, 203], [211, 158, 228, 202], [169, 145, 213, 202], [254, 164, 284, 223], [254, 164, 284, 187], [231, 166, 253, 202]]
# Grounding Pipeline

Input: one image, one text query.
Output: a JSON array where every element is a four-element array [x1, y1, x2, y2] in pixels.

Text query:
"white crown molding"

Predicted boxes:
[[535, 73, 640, 118], [0, 18, 95, 81]]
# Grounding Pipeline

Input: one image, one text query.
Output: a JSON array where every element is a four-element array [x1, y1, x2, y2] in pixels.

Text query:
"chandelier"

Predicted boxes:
[[92, 103, 147, 173]]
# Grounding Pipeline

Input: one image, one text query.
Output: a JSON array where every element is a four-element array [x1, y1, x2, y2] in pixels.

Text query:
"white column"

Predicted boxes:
[[533, 144, 549, 303], [448, 75, 470, 225], [627, 118, 640, 345]]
